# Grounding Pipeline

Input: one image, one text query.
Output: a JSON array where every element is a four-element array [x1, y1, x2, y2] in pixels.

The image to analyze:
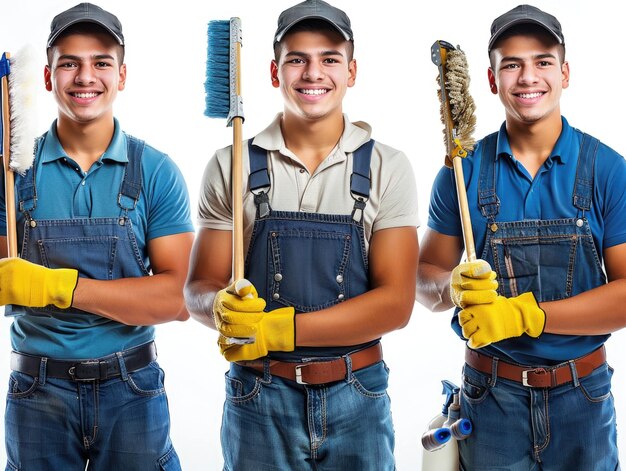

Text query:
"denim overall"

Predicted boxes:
[[5, 135, 181, 470], [221, 141, 395, 470], [459, 133, 619, 470]]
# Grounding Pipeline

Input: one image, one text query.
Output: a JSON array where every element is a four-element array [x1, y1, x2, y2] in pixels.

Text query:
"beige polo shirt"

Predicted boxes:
[[197, 114, 419, 253]]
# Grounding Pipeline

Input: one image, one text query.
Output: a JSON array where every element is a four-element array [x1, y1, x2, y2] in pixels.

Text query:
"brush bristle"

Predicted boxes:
[[445, 49, 476, 152], [205, 20, 231, 119], [8, 44, 38, 174]]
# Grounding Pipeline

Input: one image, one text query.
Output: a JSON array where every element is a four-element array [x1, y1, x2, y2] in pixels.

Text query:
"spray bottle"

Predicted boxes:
[[421, 380, 472, 471]]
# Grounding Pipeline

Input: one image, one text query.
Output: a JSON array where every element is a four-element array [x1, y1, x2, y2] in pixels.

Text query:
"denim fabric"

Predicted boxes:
[[459, 362, 619, 470], [4, 359, 181, 470], [221, 360, 394, 471]]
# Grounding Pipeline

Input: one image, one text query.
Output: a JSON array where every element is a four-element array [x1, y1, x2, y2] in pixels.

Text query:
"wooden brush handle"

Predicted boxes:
[[232, 39, 244, 280], [232, 116, 244, 280], [452, 156, 476, 262], [1, 73, 17, 258]]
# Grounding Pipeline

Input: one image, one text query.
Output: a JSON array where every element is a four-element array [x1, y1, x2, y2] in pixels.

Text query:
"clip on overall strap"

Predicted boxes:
[[118, 135, 144, 211], [15, 134, 45, 214], [572, 133, 599, 212], [248, 141, 271, 218], [477, 132, 500, 220], [350, 139, 374, 223]]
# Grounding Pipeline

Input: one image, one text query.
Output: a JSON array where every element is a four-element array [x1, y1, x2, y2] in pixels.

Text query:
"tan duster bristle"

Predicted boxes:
[[444, 49, 476, 152]]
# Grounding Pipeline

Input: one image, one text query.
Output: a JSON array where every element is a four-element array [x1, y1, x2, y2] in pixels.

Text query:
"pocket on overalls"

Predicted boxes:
[[268, 229, 352, 311], [489, 234, 576, 301], [38, 236, 118, 280]]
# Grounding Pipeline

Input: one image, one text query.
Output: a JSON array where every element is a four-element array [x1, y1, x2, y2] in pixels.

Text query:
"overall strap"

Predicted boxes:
[[572, 133, 599, 212], [248, 141, 271, 218], [16, 134, 45, 213], [118, 134, 144, 211], [477, 132, 500, 220], [350, 139, 374, 223]]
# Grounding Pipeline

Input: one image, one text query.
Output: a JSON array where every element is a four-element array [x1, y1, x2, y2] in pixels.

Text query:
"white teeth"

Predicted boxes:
[[74, 92, 98, 98], [300, 89, 327, 95], [518, 92, 543, 99]]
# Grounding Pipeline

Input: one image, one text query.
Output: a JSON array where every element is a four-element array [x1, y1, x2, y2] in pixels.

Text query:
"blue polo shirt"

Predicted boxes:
[[0, 119, 194, 358], [428, 117, 626, 358]]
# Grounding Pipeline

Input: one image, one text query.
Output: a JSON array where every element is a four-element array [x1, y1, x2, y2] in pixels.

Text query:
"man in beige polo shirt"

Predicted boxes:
[[184, 0, 419, 468]]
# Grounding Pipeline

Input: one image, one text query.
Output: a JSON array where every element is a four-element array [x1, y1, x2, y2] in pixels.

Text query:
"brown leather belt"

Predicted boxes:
[[236, 343, 383, 385], [465, 346, 606, 388]]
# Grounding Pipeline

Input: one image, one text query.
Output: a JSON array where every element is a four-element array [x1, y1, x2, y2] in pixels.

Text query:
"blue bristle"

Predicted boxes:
[[205, 20, 231, 119]]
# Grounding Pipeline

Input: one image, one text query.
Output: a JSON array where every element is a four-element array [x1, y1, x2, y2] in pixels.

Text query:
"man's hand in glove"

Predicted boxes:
[[459, 292, 546, 349], [450, 259, 498, 308], [213, 279, 295, 361], [0, 258, 78, 309]]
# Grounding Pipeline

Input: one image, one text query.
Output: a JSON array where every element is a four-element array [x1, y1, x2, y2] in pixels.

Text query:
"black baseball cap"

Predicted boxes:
[[47, 3, 124, 48], [274, 0, 353, 43], [488, 4, 564, 53]]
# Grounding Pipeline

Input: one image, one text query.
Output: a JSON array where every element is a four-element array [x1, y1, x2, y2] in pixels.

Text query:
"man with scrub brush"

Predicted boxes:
[[0, 3, 193, 469], [185, 0, 419, 468], [416, 4, 626, 469]]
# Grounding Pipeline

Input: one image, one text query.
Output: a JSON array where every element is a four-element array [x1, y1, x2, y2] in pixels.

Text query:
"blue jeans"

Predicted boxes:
[[221, 360, 395, 470], [459, 362, 620, 470], [5, 360, 180, 470]]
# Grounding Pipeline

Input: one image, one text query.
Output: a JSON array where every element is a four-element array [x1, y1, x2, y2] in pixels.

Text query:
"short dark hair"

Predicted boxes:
[[273, 18, 354, 62], [47, 23, 125, 65], [489, 23, 565, 69]]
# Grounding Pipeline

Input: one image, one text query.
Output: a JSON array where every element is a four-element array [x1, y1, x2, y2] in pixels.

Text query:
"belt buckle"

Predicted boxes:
[[68, 360, 103, 381], [294, 364, 308, 385], [522, 367, 547, 387]]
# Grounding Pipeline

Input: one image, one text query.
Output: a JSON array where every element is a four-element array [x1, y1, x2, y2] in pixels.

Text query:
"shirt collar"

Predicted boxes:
[[40, 118, 127, 164], [251, 113, 372, 156], [495, 116, 573, 165]]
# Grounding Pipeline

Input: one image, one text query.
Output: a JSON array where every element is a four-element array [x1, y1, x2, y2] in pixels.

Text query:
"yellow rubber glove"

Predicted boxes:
[[450, 259, 498, 308], [0, 258, 78, 309], [458, 292, 546, 349], [212, 279, 266, 339], [218, 304, 295, 361]]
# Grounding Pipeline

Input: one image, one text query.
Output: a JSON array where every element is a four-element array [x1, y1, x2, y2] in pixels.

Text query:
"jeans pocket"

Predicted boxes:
[[578, 364, 613, 403], [7, 371, 39, 399], [461, 365, 490, 403], [126, 362, 166, 397], [225, 366, 262, 404], [158, 445, 182, 471], [351, 361, 389, 398]]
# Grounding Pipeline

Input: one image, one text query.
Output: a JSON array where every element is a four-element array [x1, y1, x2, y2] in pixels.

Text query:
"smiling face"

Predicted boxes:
[[271, 27, 356, 124], [488, 31, 569, 128], [45, 31, 126, 127]]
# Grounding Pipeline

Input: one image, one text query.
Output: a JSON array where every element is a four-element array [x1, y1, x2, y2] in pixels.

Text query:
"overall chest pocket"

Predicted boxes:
[[38, 236, 119, 280], [267, 229, 352, 312], [489, 233, 578, 302]]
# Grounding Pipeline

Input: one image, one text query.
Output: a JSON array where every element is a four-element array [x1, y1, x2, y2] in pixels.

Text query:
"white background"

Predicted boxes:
[[2, 0, 625, 469]]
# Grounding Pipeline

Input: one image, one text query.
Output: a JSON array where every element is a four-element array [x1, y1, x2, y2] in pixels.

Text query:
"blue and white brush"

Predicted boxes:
[[1, 44, 38, 257], [206, 18, 254, 344]]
